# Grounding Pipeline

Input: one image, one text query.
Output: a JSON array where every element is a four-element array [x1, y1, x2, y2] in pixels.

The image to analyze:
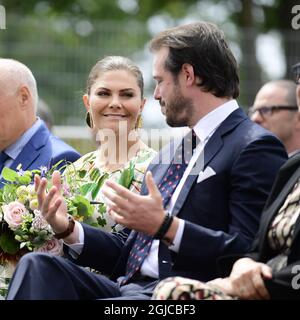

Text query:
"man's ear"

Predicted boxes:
[[18, 86, 31, 108], [181, 63, 196, 87], [82, 94, 90, 111]]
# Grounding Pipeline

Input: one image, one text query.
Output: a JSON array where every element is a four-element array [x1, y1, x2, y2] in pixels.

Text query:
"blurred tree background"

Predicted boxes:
[[0, 0, 299, 153]]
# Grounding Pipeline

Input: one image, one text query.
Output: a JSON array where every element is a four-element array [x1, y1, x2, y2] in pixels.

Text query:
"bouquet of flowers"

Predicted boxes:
[[0, 159, 136, 298], [0, 162, 94, 297]]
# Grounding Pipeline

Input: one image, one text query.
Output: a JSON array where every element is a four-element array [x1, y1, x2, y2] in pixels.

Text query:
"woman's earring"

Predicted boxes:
[[85, 111, 94, 129], [135, 114, 143, 129]]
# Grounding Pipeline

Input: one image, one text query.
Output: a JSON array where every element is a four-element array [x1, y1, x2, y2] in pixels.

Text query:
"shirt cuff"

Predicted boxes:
[[63, 221, 85, 259], [168, 219, 185, 252]]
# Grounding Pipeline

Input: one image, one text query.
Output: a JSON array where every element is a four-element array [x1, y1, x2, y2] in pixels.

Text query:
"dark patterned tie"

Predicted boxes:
[[0, 151, 10, 175], [158, 129, 198, 206], [121, 130, 199, 284]]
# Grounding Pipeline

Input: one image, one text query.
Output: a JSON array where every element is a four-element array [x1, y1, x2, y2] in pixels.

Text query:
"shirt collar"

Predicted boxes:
[[193, 99, 239, 143], [288, 149, 300, 158], [5, 118, 43, 161]]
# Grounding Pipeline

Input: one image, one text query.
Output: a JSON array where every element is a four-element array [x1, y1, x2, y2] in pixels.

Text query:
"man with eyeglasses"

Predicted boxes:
[[249, 80, 300, 157]]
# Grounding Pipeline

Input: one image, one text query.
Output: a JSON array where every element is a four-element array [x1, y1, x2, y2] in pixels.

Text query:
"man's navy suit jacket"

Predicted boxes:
[[73, 108, 288, 282], [0, 121, 80, 186]]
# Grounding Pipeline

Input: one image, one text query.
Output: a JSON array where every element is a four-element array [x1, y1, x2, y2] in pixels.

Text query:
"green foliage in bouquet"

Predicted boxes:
[[64, 153, 136, 229]]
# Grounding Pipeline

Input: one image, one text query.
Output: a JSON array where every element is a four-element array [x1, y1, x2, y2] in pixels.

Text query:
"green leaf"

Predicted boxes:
[[0, 232, 20, 255], [1, 167, 19, 182], [16, 174, 32, 185], [91, 173, 108, 200], [31, 169, 41, 175], [71, 195, 94, 218], [51, 159, 64, 171], [2, 184, 19, 203], [90, 168, 100, 181], [98, 202, 107, 214], [81, 216, 96, 226], [80, 182, 96, 196], [78, 170, 86, 179], [96, 216, 107, 227], [82, 153, 95, 165], [14, 229, 27, 237], [118, 161, 134, 189]]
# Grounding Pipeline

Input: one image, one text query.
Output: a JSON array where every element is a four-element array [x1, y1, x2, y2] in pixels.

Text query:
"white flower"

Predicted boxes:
[[29, 199, 39, 211], [16, 185, 27, 197], [17, 194, 27, 204], [26, 184, 36, 197]]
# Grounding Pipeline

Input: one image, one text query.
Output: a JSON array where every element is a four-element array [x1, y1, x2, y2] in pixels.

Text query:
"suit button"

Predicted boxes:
[[162, 260, 168, 264]]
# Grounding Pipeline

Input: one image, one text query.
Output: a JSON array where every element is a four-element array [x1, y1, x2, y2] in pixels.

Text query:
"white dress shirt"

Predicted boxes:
[[69, 100, 239, 278]]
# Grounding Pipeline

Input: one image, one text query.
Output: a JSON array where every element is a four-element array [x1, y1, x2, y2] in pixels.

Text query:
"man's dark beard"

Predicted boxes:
[[165, 92, 194, 127]]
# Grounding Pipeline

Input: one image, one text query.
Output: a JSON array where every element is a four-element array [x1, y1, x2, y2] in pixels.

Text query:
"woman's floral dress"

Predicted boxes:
[[63, 146, 157, 232]]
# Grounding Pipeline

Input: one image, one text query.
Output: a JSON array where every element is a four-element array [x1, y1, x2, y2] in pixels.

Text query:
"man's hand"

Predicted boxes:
[[102, 171, 168, 236]]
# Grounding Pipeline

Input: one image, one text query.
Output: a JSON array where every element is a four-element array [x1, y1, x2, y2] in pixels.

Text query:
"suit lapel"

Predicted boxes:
[[10, 143, 41, 172], [201, 108, 247, 171], [171, 133, 223, 216], [172, 108, 247, 216], [6, 123, 49, 172], [171, 172, 198, 216]]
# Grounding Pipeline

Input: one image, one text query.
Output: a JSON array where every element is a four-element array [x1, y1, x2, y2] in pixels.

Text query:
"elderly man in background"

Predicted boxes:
[[0, 58, 80, 185], [250, 80, 300, 157]]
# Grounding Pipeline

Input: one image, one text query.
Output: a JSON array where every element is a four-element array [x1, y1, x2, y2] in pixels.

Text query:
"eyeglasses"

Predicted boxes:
[[291, 62, 300, 85], [248, 105, 298, 119]]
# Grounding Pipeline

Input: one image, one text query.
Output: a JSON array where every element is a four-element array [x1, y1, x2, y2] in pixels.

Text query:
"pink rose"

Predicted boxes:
[[2, 201, 28, 230], [35, 238, 63, 256]]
